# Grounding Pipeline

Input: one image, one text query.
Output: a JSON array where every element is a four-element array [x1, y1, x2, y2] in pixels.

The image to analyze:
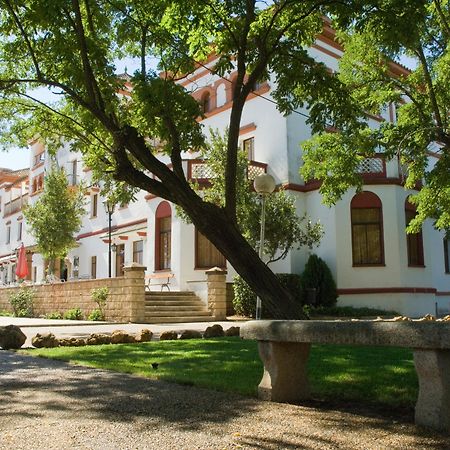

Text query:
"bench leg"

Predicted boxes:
[[257, 341, 311, 403], [413, 349, 450, 432]]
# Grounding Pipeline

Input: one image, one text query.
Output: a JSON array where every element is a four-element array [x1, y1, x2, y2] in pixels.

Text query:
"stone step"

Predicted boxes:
[[142, 315, 214, 324], [145, 295, 199, 303], [145, 305, 206, 312], [145, 291, 197, 297], [145, 310, 212, 318], [145, 300, 203, 307]]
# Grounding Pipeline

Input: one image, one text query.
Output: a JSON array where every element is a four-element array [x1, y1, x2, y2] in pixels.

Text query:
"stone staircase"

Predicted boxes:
[[144, 291, 214, 323]]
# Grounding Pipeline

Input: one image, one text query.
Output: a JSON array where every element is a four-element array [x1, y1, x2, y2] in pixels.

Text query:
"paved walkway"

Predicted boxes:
[[1, 352, 450, 449], [0, 316, 244, 347]]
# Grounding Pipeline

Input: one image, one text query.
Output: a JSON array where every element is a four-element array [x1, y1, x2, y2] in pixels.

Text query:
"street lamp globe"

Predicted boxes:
[[253, 173, 276, 195]]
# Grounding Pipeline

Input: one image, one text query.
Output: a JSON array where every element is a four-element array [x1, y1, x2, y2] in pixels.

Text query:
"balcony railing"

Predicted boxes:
[[188, 159, 267, 182], [356, 156, 386, 178], [3, 194, 28, 217]]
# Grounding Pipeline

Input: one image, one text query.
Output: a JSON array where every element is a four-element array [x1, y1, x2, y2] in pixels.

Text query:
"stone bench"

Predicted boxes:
[[241, 320, 450, 432]]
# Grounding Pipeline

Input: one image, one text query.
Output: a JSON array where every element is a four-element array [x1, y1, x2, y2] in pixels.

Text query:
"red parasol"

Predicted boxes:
[[15, 243, 28, 279]]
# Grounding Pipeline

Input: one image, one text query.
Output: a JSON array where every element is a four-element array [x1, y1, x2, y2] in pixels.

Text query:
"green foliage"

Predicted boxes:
[[88, 308, 104, 321], [311, 306, 400, 318], [301, 2, 450, 231], [301, 254, 337, 307], [63, 308, 83, 321], [44, 312, 63, 320], [8, 287, 34, 317], [23, 165, 85, 275], [233, 273, 303, 318], [0, 309, 13, 317], [90, 287, 109, 320]]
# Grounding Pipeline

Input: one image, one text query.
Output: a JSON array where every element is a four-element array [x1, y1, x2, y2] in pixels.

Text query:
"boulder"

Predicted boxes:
[[135, 329, 153, 342], [32, 332, 59, 348], [86, 333, 111, 345], [0, 325, 27, 350], [179, 329, 202, 340], [110, 330, 135, 344], [225, 326, 240, 337], [203, 324, 224, 338], [159, 330, 178, 340]]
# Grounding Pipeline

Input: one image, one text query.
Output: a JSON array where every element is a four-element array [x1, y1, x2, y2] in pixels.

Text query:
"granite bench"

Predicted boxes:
[[241, 320, 450, 432]]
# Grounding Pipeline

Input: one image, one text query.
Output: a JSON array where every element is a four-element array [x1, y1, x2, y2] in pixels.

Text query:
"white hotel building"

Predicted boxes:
[[0, 22, 449, 318]]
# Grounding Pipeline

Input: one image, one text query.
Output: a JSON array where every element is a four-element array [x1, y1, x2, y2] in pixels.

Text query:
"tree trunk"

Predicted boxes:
[[182, 200, 306, 320]]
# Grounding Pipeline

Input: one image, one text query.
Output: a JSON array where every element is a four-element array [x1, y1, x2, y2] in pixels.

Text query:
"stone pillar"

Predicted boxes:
[[206, 267, 227, 320], [123, 263, 146, 323], [413, 349, 450, 432], [258, 341, 311, 403]]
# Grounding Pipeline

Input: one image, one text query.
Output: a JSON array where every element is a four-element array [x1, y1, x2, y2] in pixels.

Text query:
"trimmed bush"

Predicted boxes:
[[91, 287, 109, 320], [63, 308, 83, 320], [232, 273, 302, 318], [8, 287, 34, 317], [88, 308, 104, 321], [301, 254, 337, 307], [44, 312, 63, 320]]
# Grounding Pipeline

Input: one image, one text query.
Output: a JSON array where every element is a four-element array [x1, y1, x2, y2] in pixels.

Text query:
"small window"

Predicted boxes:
[[133, 240, 144, 265], [91, 256, 97, 279], [91, 194, 98, 218], [6, 226, 11, 244], [405, 199, 424, 266], [444, 238, 450, 274], [200, 92, 212, 114], [17, 221, 22, 241], [243, 137, 254, 160], [195, 229, 226, 269], [351, 192, 384, 265]]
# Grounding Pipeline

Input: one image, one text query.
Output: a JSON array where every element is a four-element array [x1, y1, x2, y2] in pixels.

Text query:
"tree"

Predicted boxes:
[[183, 129, 323, 263], [23, 164, 85, 277], [0, 1, 363, 319], [301, 0, 449, 232]]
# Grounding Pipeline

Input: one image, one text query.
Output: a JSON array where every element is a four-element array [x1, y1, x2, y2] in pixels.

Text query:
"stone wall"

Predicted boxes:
[[0, 264, 146, 323]]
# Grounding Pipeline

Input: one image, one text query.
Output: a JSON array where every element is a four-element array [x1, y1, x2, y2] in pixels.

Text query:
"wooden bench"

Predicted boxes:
[[145, 273, 174, 292], [241, 320, 450, 432]]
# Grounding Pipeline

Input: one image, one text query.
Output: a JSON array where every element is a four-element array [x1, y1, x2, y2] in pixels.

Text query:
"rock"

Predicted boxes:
[[135, 329, 153, 342], [417, 314, 436, 322], [225, 326, 240, 337], [203, 324, 225, 338], [110, 330, 135, 344], [392, 316, 411, 322], [179, 329, 202, 340], [0, 325, 27, 350], [439, 315, 450, 322], [86, 333, 111, 345], [32, 332, 59, 348], [159, 331, 178, 340]]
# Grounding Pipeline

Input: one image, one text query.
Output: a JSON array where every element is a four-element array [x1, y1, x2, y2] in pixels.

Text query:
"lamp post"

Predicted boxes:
[[253, 173, 276, 320], [103, 199, 115, 278]]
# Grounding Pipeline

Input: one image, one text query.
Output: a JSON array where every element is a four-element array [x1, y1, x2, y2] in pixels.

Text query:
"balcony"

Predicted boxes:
[[3, 194, 28, 217], [356, 156, 386, 178], [188, 159, 267, 183]]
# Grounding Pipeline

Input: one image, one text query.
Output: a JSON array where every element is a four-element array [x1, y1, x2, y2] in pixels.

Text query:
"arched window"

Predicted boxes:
[[155, 201, 171, 270], [405, 199, 424, 266], [200, 92, 212, 114], [351, 191, 384, 265], [216, 83, 226, 107]]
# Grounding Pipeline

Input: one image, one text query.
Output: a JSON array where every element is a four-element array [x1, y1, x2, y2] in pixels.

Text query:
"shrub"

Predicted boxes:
[[301, 254, 337, 307], [0, 309, 13, 317], [8, 287, 35, 317], [88, 308, 104, 321], [232, 273, 302, 318], [91, 287, 109, 320], [63, 308, 83, 320], [44, 312, 63, 320], [311, 306, 400, 318]]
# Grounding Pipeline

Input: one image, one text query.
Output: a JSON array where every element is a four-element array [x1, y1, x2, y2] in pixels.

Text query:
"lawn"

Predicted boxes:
[[23, 337, 418, 407]]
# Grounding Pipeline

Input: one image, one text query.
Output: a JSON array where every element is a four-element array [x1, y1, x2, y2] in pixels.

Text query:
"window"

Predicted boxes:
[[195, 229, 226, 269], [243, 137, 254, 160], [155, 202, 171, 270], [444, 238, 450, 274], [351, 192, 384, 265], [133, 240, 144, 265], [17, 221, 22, 241], [200, 92, 212, 114], [91, 256, 97, 279], [6, 225, 10, 244], [405, 199, 424, 266], [91, 194, 98, 218]]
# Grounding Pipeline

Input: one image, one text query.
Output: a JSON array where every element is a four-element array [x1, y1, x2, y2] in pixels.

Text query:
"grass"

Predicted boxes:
[[22, 337, 418, 407]]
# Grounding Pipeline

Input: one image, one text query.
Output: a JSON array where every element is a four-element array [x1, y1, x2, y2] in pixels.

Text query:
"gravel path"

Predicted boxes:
[[1, 352, 449, 450]]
